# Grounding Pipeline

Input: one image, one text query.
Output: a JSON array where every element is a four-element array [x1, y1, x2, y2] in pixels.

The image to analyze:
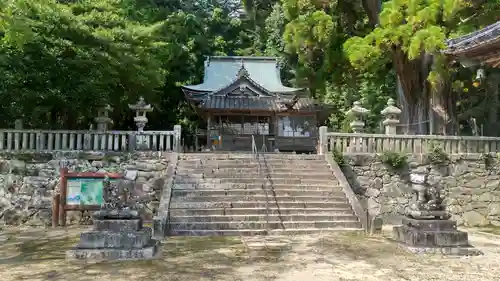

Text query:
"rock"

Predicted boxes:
[[91, 161, 104, 168]]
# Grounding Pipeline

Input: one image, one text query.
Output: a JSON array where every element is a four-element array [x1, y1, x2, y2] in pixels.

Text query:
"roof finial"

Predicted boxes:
[[237, 59, 249, 78]]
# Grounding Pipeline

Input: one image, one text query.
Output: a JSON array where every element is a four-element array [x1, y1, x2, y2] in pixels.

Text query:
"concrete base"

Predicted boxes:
[[66, 241, 161, 261], [396, 243, 483, 256], [393, 217, 482, 256]]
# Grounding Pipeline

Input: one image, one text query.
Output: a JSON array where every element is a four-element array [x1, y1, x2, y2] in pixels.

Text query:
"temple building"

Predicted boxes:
[[444, 20, 500, 68], [443, 21, 500, 136], [181, 56, 330, 152]]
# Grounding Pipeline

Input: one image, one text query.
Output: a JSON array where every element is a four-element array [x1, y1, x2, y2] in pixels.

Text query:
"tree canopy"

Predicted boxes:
[[0, 0, 498, 138]]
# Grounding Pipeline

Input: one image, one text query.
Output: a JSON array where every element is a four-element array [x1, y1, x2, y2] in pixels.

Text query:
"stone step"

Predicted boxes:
[[178, 159, 327, 165], [177, 160, 327, 167], [174, 172, 334, 180], [168, 227, 363, 236], [171, 195, 348, 203], [169, 214, 358, 223], [169, 201, 352, 209], [171, 189, 345, 197], [179, 154, 323, 161], [173, 177, 336, 185], [169, 207, 355, 216], [177, 167, 330, 174], [168, 220, 362, 231], [172, 183, 340, 190]]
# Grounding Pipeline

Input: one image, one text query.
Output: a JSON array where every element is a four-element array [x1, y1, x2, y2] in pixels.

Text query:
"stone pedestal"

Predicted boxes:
[[393, 217, 482, 255], [66, 212, 161, 261]]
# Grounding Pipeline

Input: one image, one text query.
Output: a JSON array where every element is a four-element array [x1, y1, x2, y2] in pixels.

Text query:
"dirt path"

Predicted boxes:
[[0, 227, 499, 281]]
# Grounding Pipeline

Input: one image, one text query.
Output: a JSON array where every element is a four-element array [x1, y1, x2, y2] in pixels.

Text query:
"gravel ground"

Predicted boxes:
[[0, 226, 499, 281]]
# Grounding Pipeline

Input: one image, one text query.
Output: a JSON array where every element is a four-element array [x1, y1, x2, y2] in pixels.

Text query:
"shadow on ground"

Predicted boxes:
[[1, 227, 500, 281], [0, 227, 294, 281]]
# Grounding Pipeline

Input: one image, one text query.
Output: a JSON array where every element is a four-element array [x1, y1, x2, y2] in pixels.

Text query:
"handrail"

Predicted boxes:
[[251, 135, 258, 159]]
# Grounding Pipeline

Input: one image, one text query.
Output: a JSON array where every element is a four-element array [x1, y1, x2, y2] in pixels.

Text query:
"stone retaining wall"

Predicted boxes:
[[0, 152, 169, 226], [342, 154, 500, 227]]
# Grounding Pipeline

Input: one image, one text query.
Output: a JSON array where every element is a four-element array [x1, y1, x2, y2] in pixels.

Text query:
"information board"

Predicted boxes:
[[56, 168, 122, 227], [66, 178, 117, 206]]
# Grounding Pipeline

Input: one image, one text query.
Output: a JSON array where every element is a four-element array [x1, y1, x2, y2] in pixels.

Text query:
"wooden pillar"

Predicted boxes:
[[206, 115, 211, 148], [219, 115, 223, 150], [274, 114, 280, 137]]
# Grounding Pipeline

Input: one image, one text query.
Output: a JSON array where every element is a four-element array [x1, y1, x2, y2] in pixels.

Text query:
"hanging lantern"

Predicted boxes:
[[472, 68, 485, 88]]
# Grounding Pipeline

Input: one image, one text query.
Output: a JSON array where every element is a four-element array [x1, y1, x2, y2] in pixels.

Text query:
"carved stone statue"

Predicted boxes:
[[93, 175, 141, 220], [406, 167, 450, 220]]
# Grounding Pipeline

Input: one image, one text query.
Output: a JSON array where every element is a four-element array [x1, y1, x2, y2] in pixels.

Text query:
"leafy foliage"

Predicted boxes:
[[380, 151, 408, 170], [0, 0, 498, 143], [427, 142, 450, 164]]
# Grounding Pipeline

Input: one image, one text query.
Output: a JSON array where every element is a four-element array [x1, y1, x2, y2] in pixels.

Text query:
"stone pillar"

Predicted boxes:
[[174, 125, 182, 153], [94, 105, 113, 131], [346, 101, 369, 133], [380, 98, 401, 135], [318, 126, 328, 155]]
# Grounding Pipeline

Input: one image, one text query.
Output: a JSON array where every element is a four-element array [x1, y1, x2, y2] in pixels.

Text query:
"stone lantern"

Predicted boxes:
[[380, 98, 401, 135], [94, 104, 113, 131], [128, 97, 153, 132], [346, 100, 369, 133]]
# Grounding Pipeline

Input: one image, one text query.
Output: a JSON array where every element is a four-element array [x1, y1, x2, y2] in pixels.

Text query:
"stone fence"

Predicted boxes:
[[2, 97, 182, 153], [318, 98, 500, 155], [0, 127, 181, 153], [320, 131, 500, 154]]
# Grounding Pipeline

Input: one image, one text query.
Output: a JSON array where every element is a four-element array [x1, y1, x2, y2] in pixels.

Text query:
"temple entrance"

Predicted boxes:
[[211, 115, 271, 151]]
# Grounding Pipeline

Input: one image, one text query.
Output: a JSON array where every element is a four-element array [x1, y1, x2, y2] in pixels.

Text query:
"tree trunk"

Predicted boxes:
[[392, 50, 431, 134]]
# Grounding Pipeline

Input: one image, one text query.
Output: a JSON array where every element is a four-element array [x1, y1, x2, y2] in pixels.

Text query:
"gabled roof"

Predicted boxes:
[[182, 56, 302, 93], [199, 96, 320, 112], [211, 66, 274, 97], [445, 21, 500, 53], [444, 21, 500, 67]]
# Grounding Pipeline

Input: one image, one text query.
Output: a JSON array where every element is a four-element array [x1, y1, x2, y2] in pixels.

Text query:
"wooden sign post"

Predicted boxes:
[[56, 168, 122, 227]]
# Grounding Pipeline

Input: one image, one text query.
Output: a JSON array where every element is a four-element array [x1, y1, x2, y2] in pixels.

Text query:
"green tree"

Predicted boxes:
[[0, 0, 167, 129], [344, 0, 499, 134]]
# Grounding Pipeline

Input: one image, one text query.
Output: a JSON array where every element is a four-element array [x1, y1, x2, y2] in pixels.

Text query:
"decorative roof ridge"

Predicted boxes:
[[205, 95, 275, 100], [207, 56, 279, 61], [210, 67, 275, 96], [445, 21, 500, 53]]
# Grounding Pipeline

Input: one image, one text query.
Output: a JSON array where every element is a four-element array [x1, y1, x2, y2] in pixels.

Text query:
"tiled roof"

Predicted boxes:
[[182, 56, 302, 93], [445, 21, 500, 54], [199, 96, 319, 112]]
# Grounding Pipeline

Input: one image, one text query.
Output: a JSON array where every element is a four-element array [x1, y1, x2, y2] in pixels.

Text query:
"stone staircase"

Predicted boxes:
[[167, 153, 362, 236]]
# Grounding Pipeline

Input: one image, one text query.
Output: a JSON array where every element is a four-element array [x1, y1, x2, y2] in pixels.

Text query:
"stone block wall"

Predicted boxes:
[[0, 151, 169, 226], [342, 154, 500, 227]]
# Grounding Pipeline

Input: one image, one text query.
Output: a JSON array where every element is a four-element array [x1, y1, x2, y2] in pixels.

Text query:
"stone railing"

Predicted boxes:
[[0, 125, 181, 152], [319, 131, 500, 154], [317, 98, 500, 155]]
